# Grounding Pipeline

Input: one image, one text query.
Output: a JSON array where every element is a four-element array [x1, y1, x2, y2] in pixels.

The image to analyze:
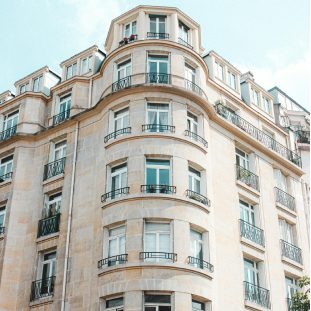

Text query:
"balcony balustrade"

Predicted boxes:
[[43, 157, 66, 181], [101, 187, 130, 202], [147, 32, 169, 39], [188, 256, 214, 272], [37, 214, 61, 238], [240, 219, 265, 247], [236, 164, 260, 191], [186, 189, 210, 206], [244, 281, 270, 309], [142, 124, 175, 133], [296, 130, 310, 144], [184, 79, 204, 96], [146, 72, 171, 84], [98, 254, 128, 269], [141, 184, 176, 194], [52, 109, 70, 126], [112, 76, 132, 92], [0, 171, 13, 183], [104, 127, 131, 143], [280, 239, 302, 264], [274, 187, 296, 211], [184, 130, 208, 148], [0, 227, 4, 234], [0, 125, 17, 142], [119, 34, 138, 46], [30, 276, 55, 301], [139, 251, 177, 262], [178, 37, 193, 49]]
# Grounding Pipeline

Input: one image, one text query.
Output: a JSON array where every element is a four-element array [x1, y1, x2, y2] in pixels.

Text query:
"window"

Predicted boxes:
[[43, 193, 61, 218], [251, 88, 260, 106], [179, 21, 189, 42], [192, 300, 205, 311], [244, 258, 259, 286], [20, 83, 29, 94], [81, 56, 93, 74], [110, 163, 127, 197], [274, 169, 287, 192], [124, 21, 137, 37], [240, 200, 255, 225], [53, 141, 66, 161], [3, 111, 19, 131], [148, 55, 169, 83], [58, 94, 71, 115], [190, 229, 203, 263], [279, 219, 295, 244], [262, 97, 271, 114], [108, 226, 126, 265], [149, 15, 166, 35], [235, 148, 249, 170], [146, 159, 170, 189], [144, 294, 171, 311], [215, 62, 224, 80], [187, 112, 198, 134], [285, 276, 299, 299], [189, 167, 201, 193], [114, 108, 129, 131], [66, 63, 77, 79], [33, 75, 43, 92], [144, 222, 171, 261], [116, 59, 131, 80], [227, 71, 236, 90], [104, 297, 124, 311], [0, 206, 5, 229], [147, 103, 169, 131], [185, 63, 196, 90], [0, 155, 13, 181]]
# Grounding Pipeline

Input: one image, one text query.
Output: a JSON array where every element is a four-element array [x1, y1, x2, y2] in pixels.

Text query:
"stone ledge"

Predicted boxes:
[[276, 202, 297, 218], [245, 300, 270, 311], [281, 256, 303, 270], [42, 173, 64, 186], [0, 178, 12, 188], [240, 237, 265, 253], [29, 296, 53, 308], [236, 180, 260, 198], [36, 232, 59, 244]]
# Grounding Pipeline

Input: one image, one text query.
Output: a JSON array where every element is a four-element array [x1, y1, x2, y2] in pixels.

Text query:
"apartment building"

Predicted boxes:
[[0, 5, 309, 311]]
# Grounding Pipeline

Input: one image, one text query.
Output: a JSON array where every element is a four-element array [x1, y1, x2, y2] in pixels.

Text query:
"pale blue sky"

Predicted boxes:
[[0, 0, 309, 108]]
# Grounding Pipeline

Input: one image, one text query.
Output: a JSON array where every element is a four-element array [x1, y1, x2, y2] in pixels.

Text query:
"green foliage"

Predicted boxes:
[[291, 276, 310, 311]]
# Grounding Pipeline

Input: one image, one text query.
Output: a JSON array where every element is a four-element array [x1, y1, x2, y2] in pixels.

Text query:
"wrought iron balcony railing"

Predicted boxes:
[[244, 281, 270, 309], [37, 214, 61, 238], [215, 103, 302, 167], [296, 130, 310, 144], [184, 130, 208, 148], [186, 189, 210, 206], [30, 276, 55, 301], [52, 109, 70, 126], [98, 254, 128, 269], [188, 256, 214, 272], [240, 219, 265, 247], [178, 37, 193, 49], [274, 187, 296, 211], [146, 72, 171, 84], [104, 127, 131, 143], [0, 227, 4, 234], [281, 239, 302, 264], [101, 187, 130, 202], [147, 32, 169, 39], [43, 157, 66, 181], [141, 184, 176, 194], [139, 251, 177, 262], [0, 125, 17, 142], [112, 76, 132, 92], [142, 124, 175, 133], [119, 34, 138, 46], [0, 171, 13, 183], [236, 164, 260, 191], [184, 79, 204, 96]]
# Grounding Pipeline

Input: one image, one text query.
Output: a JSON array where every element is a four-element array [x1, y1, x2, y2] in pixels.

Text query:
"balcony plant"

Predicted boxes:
[[291, 276, 310, 311]]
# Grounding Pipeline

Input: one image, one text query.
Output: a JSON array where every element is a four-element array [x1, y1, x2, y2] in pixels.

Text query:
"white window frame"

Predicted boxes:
[[146, 103, 170, 129], [235, 148, 249, 170], [149, 15, 166, 34], [124, 20, 137, 37], [3, 110, 19, 131], [0, 155, 13, 180], [81, 56, 93, 75], [227, 71, 236, 90], [145, 158, 171, 186], [20, 82, 29, 94], [187, 111, 198, 134], [144, 293, 171, 310], [66, 63, 77, 80], [279, 219, 295, 245], [215, 62, 224, 80], [179, 21, 190, 43], [53, 140, 67, 161], [114, 107, 129, 131], [110, 163, 128, 192], [108, 225, 126, 258], [192, 299, 205, 311], [262, 97, 271, 114], [147, 55, 169, 75], [116, 59, 131, 81], [240, 200, 255, 225], [251, 88, 260, 106], [244, 258, 259, 286], [58, 94, 71, 114], [188, 166, 201, 193], [104, 296, 124, 311], [32, 75, 43, 92], [0, 206, 6, 228], [190, 228, 203, 261], [274, 169, 288, 192], [285, 276, 299, 299], [43, 192, 62, 218], [37, 251, 56, 281]]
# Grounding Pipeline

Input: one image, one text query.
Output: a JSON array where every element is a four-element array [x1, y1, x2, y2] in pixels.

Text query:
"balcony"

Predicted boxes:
[[98, 254, 128, 269], [186, 189, 210, 206], [37, 214, 61, 238], [184, 130, 208, 148], [104, 127, 131, 143], [43, 157, 66, 181], [142, 124, 175, 133], [240, 219, 265, 247], [119, 34, 138, 47], [0, 171, 13, 183], [244, 281, 270, 309], [188, 256, 214, 272], [274, 187, 296, 211], [215, 103, 302, 167], [296, 130, 310, 144], [0, 227, 4, 234], [147, 32, 169, 39], [141, 184, 176, 194], [236, 164, 260, 192], [30, 276, 55, 301], [101, 187, 130, 202], [184, 79, 204, 96], [52, 109, 70, 126], [146, 72, 171, 84], [112, 76, 132, 92], [281, 239, 302, 264], [0, 125, 17, 142], [178, 37, 193, 49], [139, 251, 177, 262]]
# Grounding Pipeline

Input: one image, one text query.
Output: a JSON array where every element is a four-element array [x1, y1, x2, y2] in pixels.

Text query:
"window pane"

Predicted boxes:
[[106, 297, 123, 308], [147, 168, 157, 184], [146, 222, 170, 232], [145, 294, 171, 303], [159, 169, 169, 185], [145, 233, 156, 252]]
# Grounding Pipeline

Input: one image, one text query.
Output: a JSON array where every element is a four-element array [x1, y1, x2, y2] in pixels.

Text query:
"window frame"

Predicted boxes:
[[53, 140, 67, 161], [114, 107, 130, 131], [66, 62, 77, 80], [145, 158, 171, 186], [37, 250, 57, 281], [124, 20, 137, 37], [0, 206, 6, 228], [81, 56, 93, 75], [227, 71, 236, 90], [32, 75, 43, 92], [149, 15, 166, 34], [116, 59, 132, 81], [110, 162, 128, 193], [235, 148, 249, 170], [244, 258, 259, 286], [179, 20, 190, 43], [3, 110, 19, 131], [215, 62, 224, 81], [188, 166, 201, 193], [0, 155, 13, 179], [239, 200, 255, 226], [107, 225, 126, 258], [187, 111, 198, 134], [146, 102, 171, 130], [43, 192, 62, 218]]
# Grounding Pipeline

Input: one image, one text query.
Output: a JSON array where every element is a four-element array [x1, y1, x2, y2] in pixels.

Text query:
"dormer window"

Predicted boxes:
[[262, 97, 271, 114], [251, 88, 260, 106], [179, 21, 189, 43], [228, 71, 237, 90], [81, 56, 93, 75], [20, 83, 29, 94], [33, 75, 43, 92], [149, 15, 167, 39], [124, 21, 137, 37], [215, 62, 224, 80], [66, 63, 77, 80]]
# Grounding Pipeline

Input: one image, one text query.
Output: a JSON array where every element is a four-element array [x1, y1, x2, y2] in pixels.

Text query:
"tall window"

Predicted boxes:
[[108, 226, 126, 264], [240, 200, 255, 225], [262, 97, 271, 114], [111, 163, 127, 196], [179, 21, 189, 42], [0, 206, 6, 229], [3, 111, 19, 131], [227, 71, 236, 90], [105, 297, 124, 311], [185, 63, 196, 91], [149, 15, 166, 35], [66, 63, 77, 79], [189, 167, 201, 193], [187, 112, 198, 134], [124, 21, 137, 37], [43, 193, 62, 218], [279, 219, 295, 244], [0, 155, 13, 181], [236, 148, 249, 169], [146, 159, 170, 189], [190, 229, 203, 264], [274, 169, 287, 192], [215, 62, 224, 80], [58, 94, 71, 115], [192, 300, 205, 311], [244, 258, 259, 286], [144, 222, 171, 261], [116, 59, 131, 80], [33, 75, 43, 92], [114, 108, 129, 131], [144, 294, 171, 311], [147, 103, 169, 132], [53, 141, 66, 161], [81, 56, 93, 74], [285, 276, 298, 299], [251, 89, 260, 106], [148, 55, 169, 83], [20, 83, 29, 94]]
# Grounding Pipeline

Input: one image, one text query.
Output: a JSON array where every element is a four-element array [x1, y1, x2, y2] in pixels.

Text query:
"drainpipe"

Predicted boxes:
[[61, 120, 79, 311], [88, 78, 93, 108]]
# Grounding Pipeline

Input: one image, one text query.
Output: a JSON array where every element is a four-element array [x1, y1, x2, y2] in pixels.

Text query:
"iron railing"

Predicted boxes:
[[287, 298, 293, 311], [0, 227, 4, 234], [240, 219, 265, 247], [98, 254, 128, 269], [215, 103, 302, 167], [184, 79, 204, 96], [147, 32, 169, 39], [236, 164, 260, 191], [0, 171, 13, 183], [184, 130, 208, 147], [141, 184, 176, 194], [178, 37, 193, 49], [244, 281, 270, 309], [296, 130, 310, 144], [119, 34, 138, 46], [274, 187, 296, 211], [37, 214, 61, 238], [186, 189, 210, 206], [43, 157, 66, 180], [104, 127, 131, 143], [0, 125, 17, 141], [52, 109, 70, 126], [112, 76, 132, 92], [139, 251, 177, 262], [30, 276, 55, 301], [188, 256, 214, 272], [146, 72, 171, 84], [281, 240, 302, 264], [101, 187, 130, 202], [142, 124, 175, 133]]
